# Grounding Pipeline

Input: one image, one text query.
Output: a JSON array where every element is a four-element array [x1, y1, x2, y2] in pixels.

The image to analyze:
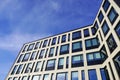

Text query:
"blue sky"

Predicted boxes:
[[0, 0, 102, 79]]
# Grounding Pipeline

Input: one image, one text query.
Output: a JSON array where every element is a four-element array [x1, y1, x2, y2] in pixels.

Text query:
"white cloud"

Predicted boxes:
[[0, 31, 50, 52]]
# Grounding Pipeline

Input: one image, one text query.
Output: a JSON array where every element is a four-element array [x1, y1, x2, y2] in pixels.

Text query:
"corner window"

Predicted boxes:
[[87, 52, 106, 65], [84, 29, 90, 37], [43, 40, 48, 47], [27, 43, 35, 51], [43, 74, 49, 80], [107, 34, 117, 53], [39, 49, 45, 59], [46, 59, 55, 70], [72, 55, 84, 67], [91, 22, 99, 35], [60, 44, 69, 55], [88, 69, 98, 80], [98, 11, 104, 23], [115, 21, 120, 39], [102, 21, 109, 36], [49, 47, 54, 57], [102, 0, 110, 12], [32, 75, 41, 80], [72, 31, 81, 40], [72, 41, 82, 52], [51, 37, 56, 45], [71, 71, 78, 80], [56, 72, 68, 80], [34, 61, 41, 72], [58, 58, 64, 69], [85, 37, 99, 50], [61, 35, 66, 43], [22, 53, 30, 62], [108, 7, 118, 24]]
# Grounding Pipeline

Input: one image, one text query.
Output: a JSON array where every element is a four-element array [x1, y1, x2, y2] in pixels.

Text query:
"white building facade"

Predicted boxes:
[[6, 0, 120, 80]]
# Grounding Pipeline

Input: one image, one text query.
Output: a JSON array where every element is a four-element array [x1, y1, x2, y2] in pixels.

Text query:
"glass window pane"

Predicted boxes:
[[59, 58, 64, 65], [52, 37, 56, 45], [72, 41, 82, 52], [108, 7, 118, 24], [72, 31, 81, 40], [115, 22, 120, 39], [84, 29, 89, 37], [72, 71, 78, 80], [102, 21, 109, 36], [62, 35, 66, 42], [34, 61, 41, 72], [86, 40, 91, 47], [81, 70, 85, 80], [103, 0, 110, 12], [94, 52, 101, 59], [57, 73, 67, 80], [44, 74, 49, 80], [88, 69, 98, 80], [98, 11, 104, 23], [60, 44, 69, 55], [87, 54, 94, 60], [100, 68, 108, 80], [32, 75, 41, 80]]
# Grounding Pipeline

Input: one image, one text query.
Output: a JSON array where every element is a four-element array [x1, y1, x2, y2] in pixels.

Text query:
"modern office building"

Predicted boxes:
[[6, 0, 120, 80]]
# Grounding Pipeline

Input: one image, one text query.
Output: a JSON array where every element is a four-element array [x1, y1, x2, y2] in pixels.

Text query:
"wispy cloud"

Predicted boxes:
[[0, 31, 50, 52]]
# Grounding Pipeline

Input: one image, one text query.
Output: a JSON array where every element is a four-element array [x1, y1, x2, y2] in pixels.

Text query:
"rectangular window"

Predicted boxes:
[[68, 33, 70, 41], [51, 37, 56, 45], [43, 74, 49, 80], [34, 42, 40, 49], [43, 40, 48, 47], [34, 61, 41, 72], [41, 61, 45, 71], [22, 53, 30, 62], [46, 59, 55, 70], [55, 46, 58, 56], [60, 44, 69, 55], [22, 76, 28, 80], [51, 73, 54, 80], [107, 34, 117, 53], [48, 39, 51, 46], [113, 52, 120, 77], [16, 64, 23, 74], [8, 78, 12, 80], [61, 35, 66, 43], [72, 31, 81, 40], [11, 65, 18, 75], [27, 43, 35, 51], [71, 71, 78, 80], [88, 69, 98, 80], [56, 72, 68, 80], [57, 36, 60, 44], [72, 41, 82, 52], [92, 22, 99, 35], [115, 21, 120, 39], [100, 68, 110, 80], [49, 47, 54, 57], [58, 58, 64, 69], [45, 48, 48, 58], [108, 7, 118, 24], [25, 63, 32, 73], [85, 37, 99, 50], [32, 75, 41, 80], [102, 21, 109, 36], [22, 45, 28, 52], [98, 11, 104, 23], [39, 49, 45, 59], [84, 29, 90, 37], [72, 55, 83, 67], [17, 54, 24, 63], [39, 41, 43, 48], [66, 57, 69, 68], [102, 0, 110, 12], [81, 70, 85, 80], [114, 0, 120, 7], [30, 51, 36, 60], [87, 52, 106, 65]]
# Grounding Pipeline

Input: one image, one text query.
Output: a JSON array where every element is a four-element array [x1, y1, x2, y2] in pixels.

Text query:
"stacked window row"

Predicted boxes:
[[11, 51, 107, 75], [8, 67, 111, 80]]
